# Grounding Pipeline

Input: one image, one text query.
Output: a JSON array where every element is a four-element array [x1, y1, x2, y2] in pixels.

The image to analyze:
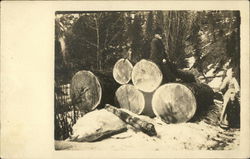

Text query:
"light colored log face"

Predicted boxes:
[[152, 83, 197, 123], [132, 59, 163, 92], [115, 84, 145, 114], [70, 71, 102, 113], [113, 58, 133, 84]]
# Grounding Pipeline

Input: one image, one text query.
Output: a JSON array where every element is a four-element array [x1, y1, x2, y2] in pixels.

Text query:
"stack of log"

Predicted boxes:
[[70, 58, 214, 124], [114, 59, 162, 117]]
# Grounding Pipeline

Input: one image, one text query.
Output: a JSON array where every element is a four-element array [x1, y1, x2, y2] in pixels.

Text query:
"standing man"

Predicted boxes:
[[149, 27, 176, 82], [219, 68, 240, 129]]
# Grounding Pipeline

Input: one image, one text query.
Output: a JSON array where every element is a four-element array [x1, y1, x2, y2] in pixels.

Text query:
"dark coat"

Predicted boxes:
[[149, 37, 166, 64], [149, 37, 176, 82]]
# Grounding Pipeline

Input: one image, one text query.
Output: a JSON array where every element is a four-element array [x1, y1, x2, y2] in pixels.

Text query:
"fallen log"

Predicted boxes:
[[70, 70, 118, 114], [113, 58, 133, 84], [105, 104, 157, 136], [132, 59, 163, 92], [152, 83, 214, 123], [115, 84, 155, 117]]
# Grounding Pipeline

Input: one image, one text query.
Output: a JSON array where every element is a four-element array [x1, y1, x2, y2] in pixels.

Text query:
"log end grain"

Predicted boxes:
[[132, 59, 163, 92], [152, 83, 197, 123], [115, 84, 145, 114], [113, 58, 133, 85], [70, 70, 102, 113]]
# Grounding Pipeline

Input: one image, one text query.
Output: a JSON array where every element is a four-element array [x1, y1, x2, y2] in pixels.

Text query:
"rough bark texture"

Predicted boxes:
[[152, 83, 214, 123], [185, 82, 215, 121], [92, 71, 120, 108], [113, 58, 133, 84], [105, 104, 157, 136], [132, 59, 163, 92], [176, 69, 197, 83]]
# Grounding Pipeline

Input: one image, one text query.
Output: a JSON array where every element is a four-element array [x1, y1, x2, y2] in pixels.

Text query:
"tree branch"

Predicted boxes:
[[104, 14, 123, 48], [85, 23, 96, 30], [81, 38, 98, 48]]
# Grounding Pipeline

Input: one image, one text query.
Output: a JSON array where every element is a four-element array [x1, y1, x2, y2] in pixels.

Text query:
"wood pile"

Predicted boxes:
[[69, 58, 214, 122], [56, 58, 215, 141]]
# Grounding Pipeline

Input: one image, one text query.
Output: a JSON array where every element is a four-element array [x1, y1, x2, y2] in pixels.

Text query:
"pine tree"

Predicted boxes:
[[142, 11, 154, 59], [128, 14, 144, 63]]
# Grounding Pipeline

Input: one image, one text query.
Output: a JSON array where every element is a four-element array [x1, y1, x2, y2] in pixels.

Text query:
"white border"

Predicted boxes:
[[1, 1, 249, 158]]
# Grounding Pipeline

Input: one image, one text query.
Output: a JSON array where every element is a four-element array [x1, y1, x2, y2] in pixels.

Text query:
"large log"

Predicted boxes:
[[132, 59, 163, 92], [115, 84, 155, 117], [152, 83, 214, 123], [70, 70, 118, 114], [105, 104, 157, 136], [113, 58, 133, 84], [176, 69, 196, 83], [92, 71, 119, 107]]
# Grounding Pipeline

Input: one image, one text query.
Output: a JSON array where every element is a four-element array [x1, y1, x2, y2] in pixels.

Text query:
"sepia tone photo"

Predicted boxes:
[[54, 10, 241, 151], [1, 1, 250, 158]]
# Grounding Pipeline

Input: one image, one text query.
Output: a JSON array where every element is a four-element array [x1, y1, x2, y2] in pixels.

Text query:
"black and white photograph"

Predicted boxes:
[[54, 10, 241, 150], [1, 1, 249, 158]]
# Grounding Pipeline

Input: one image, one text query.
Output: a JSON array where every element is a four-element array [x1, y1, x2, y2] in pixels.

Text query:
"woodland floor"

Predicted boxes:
[[55, 100, 240, 151]]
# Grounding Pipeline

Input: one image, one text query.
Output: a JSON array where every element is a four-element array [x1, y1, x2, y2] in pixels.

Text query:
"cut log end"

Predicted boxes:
[[115, 84, 145, 114], [132, 59, 163, 92], [113, 58, 133, 85], [152, 83, 197, 123], [70, 70, 102, 113]]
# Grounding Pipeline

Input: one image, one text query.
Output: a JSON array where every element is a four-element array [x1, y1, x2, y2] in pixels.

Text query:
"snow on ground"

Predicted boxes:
[[55, 116, 240, 151], [208, 76, 223, 90]]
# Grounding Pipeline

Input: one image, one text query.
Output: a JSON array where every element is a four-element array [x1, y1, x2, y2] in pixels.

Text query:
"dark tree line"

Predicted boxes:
[[55, 11, 241, 84], [54, 10, 241, 140]]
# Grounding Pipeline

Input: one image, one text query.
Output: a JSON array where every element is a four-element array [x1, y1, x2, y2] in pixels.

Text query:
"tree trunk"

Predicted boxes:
[[113, 58, 133, 84], [70, 70, 119, 114], [114, 84, 155, 117], [93, 71, 119, 108], [132, 59, 163, 92], [105, 104, 157, 136], [95, 14, 101, 70], [152, 83, 214, 123]]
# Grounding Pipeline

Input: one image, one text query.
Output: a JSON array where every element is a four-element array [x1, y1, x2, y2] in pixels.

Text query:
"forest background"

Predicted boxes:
[[55, 11, 240, 87]]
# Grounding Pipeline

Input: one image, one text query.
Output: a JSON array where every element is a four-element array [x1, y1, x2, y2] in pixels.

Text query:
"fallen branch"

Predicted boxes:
[[105, 104, 157, 136]]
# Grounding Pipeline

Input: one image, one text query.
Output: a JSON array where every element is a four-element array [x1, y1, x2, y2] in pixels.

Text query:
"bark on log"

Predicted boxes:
[[132, 59, 163, 92], [92, 71, 119, 107], [152, 83, 214, 123], [70, 70, 118, 114], [176, 69, 196, 83], [114, 84, 155, 117], [105, 104, 157, 136], [113, 58, 133, 84]]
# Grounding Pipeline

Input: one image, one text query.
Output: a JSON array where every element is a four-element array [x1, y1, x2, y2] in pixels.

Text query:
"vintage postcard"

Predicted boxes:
[[1, 1, 249, 158]]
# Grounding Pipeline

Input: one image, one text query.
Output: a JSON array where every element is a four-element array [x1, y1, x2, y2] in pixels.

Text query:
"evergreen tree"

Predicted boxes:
[[162, 11, 189, 68], [128, 14, 144, 63], [142, 11, 154, 59], [65, 12, 128, 72]]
